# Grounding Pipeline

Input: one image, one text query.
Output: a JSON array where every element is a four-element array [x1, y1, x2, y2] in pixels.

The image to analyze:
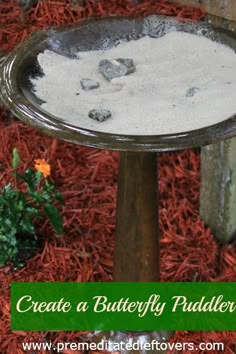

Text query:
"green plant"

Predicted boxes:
[[0, 148, 63, 267]]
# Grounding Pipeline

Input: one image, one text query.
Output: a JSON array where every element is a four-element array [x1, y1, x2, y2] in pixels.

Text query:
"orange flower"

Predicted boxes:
[[34, 159, 51, 178]]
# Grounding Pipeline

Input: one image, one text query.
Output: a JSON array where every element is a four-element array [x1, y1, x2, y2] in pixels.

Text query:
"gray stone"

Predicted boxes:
[[185, 87, 200, 97], [99, 58, 136, 81], [80, 78, 100, 91], [88, 109, 112, 122], [116, 58, 136, 75]]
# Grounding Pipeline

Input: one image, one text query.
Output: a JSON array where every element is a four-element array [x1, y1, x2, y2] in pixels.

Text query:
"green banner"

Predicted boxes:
[[11, 282, 236, 331]]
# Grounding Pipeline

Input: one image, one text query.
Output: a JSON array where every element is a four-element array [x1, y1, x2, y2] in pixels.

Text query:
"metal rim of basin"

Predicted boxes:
[[0, 15, 236, 152]]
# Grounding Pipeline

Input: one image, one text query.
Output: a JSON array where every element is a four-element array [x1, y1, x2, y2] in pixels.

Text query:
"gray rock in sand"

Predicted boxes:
[[80, 78, 100, 91], [99, 58, 136, 81], [88, 109, 112, 122], [116, 58, 136, 74], [186, 87, 200, 97]]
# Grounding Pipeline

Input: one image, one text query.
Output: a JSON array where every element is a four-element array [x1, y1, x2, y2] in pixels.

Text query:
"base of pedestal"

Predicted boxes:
[[88, 330, 173, 354]]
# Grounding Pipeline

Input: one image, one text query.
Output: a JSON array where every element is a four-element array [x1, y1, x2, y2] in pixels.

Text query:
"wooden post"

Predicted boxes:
[[199, 2, 236, 242], [114, 151, 159, 281], [200, 139, 236, 242], [171, 0, 236, 242]]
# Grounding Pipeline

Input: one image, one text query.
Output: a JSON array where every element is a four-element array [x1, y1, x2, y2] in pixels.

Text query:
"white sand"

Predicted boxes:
[[32, 31, 236, 135]]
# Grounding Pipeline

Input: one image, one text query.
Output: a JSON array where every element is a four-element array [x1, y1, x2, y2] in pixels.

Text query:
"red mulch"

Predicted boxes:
[[0, 1, 235, 354]]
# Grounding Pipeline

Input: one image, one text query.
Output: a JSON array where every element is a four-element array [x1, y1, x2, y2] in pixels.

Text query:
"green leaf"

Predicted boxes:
[[2, 182, 12, 193], [16, 200, 25, 212], [43, 179, 55, 194], [20, 217, 35, 234], [42, 193, 52, 203], [35, 171, 42, 186], [17, 169, 41, 190], [0, 235, 8, 242], [12, 148, 20, 170], [43, 204, 63, 235], [24, 169, 37, 189], [25, 206, 41, 218], [55, 192, 64, 205], [28, 190, 43, 204]]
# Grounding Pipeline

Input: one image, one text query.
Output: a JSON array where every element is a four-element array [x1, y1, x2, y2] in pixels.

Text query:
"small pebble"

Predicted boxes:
[[88, 109, 112, 122], [185, 87, 200, 97], [116, 58, 136, 75], [80, 78, 100, 91], [99, 58, 136, 81]]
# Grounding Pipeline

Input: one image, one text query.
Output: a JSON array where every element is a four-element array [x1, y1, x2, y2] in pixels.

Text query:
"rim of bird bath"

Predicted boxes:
[[0, 15, 236, 152]]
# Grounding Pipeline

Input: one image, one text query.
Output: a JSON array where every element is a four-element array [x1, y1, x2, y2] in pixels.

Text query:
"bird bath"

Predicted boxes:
[[1, 14, 236, 353]]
